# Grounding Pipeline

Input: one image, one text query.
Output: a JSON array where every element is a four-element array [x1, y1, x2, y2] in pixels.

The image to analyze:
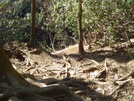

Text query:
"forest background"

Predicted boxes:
[[0, 0, 134, 51]]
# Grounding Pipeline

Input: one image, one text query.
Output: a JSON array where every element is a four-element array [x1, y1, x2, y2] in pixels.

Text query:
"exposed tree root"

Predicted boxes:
[[0, 73, 85, 101], [0, 84, 85, 101], [109, 79, 134, 96], [117, 71, 134, 81], [0, 45, 85, 101]]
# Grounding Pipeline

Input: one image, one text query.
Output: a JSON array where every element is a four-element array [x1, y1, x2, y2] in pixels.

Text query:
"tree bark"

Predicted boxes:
[[78, 0, 85, 55], [30, 0, 36, 44], [0, 45, 24, 85]]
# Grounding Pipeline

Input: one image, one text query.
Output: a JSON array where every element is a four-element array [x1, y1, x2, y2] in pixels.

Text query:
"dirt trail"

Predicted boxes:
[[1, 41, 134, 101]]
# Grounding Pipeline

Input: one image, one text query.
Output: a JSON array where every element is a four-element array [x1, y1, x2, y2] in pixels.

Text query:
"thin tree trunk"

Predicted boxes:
[[78, 0, 85, 55], [30, 0, 36, 44]]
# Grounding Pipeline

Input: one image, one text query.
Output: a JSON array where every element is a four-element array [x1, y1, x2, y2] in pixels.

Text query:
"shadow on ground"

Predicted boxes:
[[39, 77, 117, 101], [68, 48, 134, 63]]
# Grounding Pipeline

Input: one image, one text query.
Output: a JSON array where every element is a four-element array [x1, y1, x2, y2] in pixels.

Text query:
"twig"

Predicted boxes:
[[109, 79, 134, 96]]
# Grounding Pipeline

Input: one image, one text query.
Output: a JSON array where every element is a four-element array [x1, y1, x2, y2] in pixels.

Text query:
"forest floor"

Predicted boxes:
[[1, 39, 134, 101]]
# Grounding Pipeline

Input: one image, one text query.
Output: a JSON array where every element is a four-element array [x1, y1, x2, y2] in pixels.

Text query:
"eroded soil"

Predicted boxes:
[[1, 40, 134, 101]]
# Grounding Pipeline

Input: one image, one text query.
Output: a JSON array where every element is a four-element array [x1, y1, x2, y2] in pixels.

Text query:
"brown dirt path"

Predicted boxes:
[[1, 41, 134, 101]]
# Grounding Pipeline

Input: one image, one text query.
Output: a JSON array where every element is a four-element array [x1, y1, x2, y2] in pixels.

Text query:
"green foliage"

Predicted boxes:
[[0, 0, 10, 9], [0, 0, 134, 49], [0, 0, 31, 44], [82, 0, 134, 44], [44, 0, 134, 47], [12, 0, 31, 17]]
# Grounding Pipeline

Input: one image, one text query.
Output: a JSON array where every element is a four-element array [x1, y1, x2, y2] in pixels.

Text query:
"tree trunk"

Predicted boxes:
[[78, 0, 85, 55], [30, 0, 36, 44], [0, 45, 24, 85]]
